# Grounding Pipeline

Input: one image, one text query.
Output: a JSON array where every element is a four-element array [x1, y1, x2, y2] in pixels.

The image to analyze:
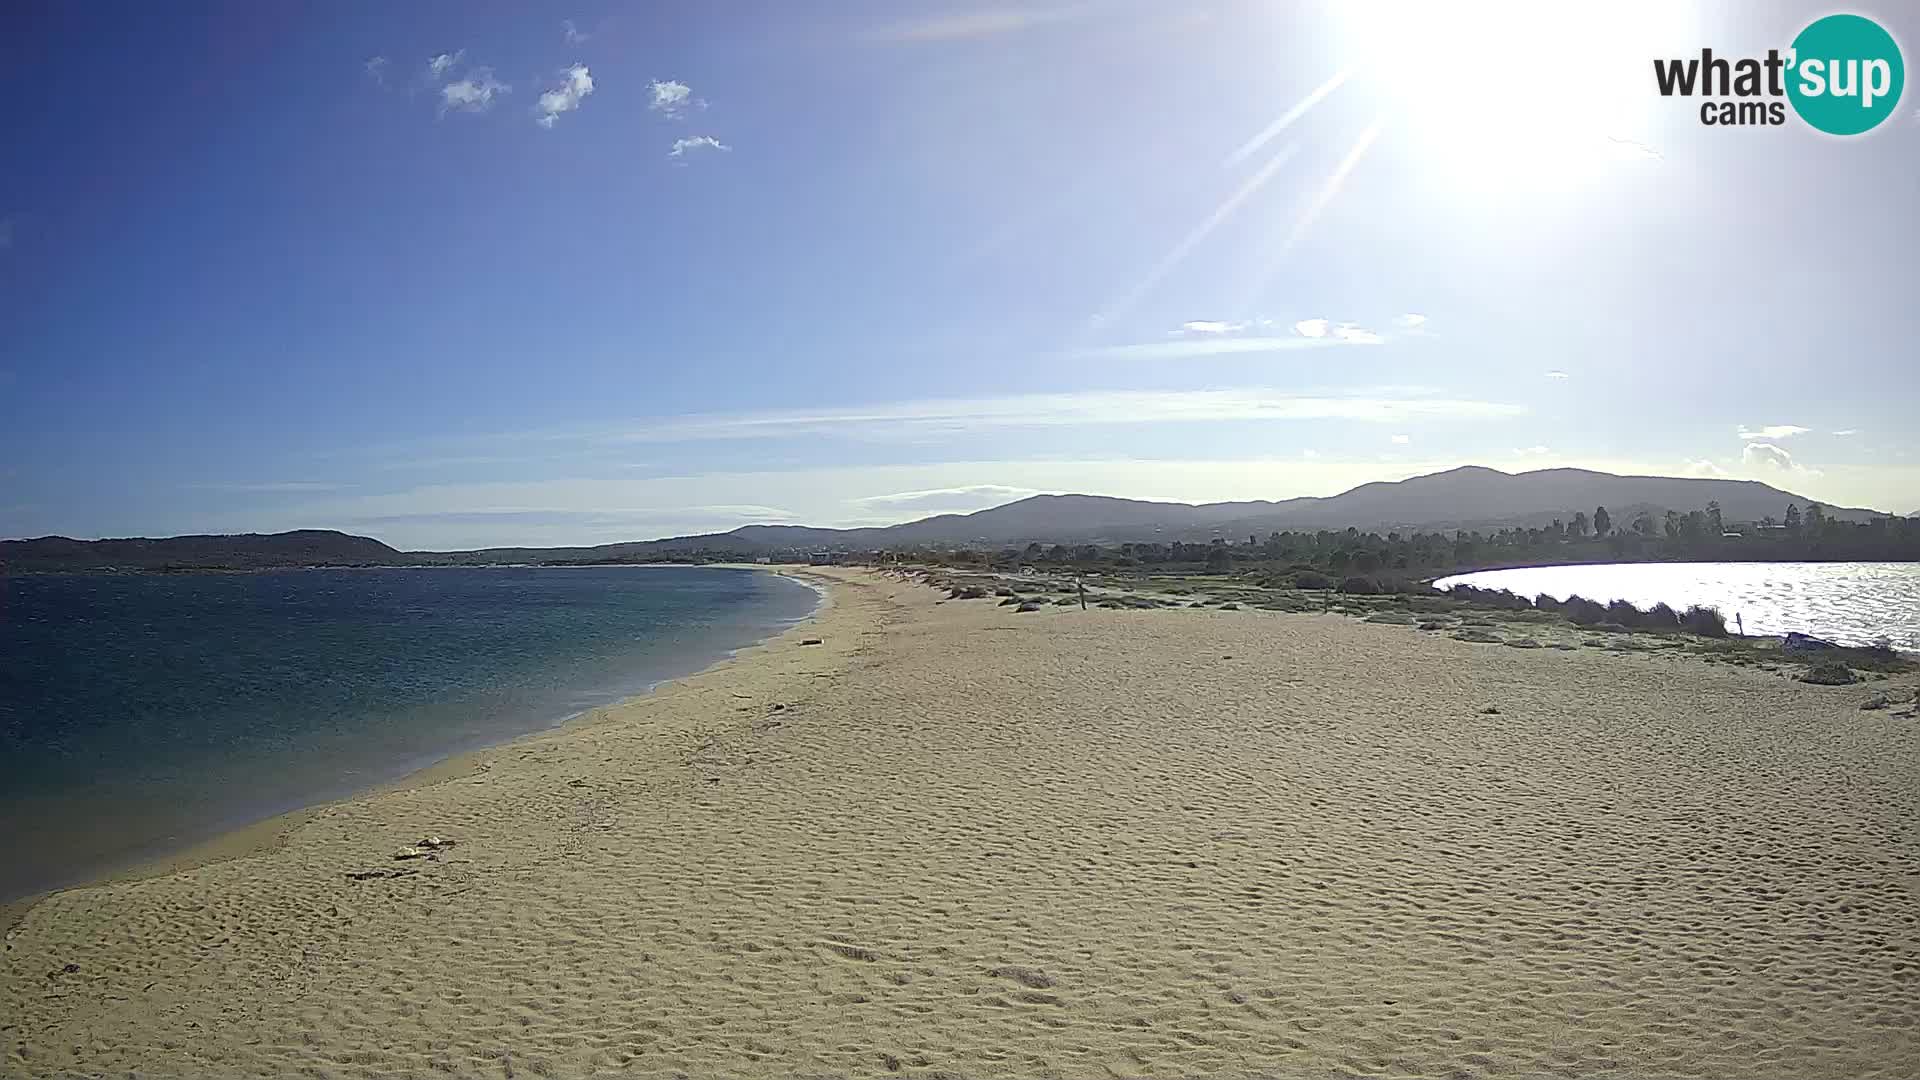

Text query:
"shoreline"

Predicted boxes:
[[0, 565, 833, 934]]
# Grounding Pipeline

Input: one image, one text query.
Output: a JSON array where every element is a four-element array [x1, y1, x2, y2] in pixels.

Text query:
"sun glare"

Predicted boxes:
[[1333, 1, 1693, 185]]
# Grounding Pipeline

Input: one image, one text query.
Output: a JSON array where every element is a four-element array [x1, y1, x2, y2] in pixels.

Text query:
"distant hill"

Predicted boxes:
[[4, 467, 1882, 571], [1, 530, 403, 572]]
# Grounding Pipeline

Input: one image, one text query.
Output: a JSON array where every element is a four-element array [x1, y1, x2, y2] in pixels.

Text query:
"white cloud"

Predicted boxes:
[[669, 135, 729, 159], [427, 51, 463, 79], [1179, 320, 1247, 335], [1393, 313, 1427, 329], [562, 19, 590, 44], [1741, 442, 1797, 471], [1390, 433, 1411, 444], [1832, 429, 1858, 436], [601, 389, 1527, 444], [853, 484, 1042, 512], [1513, 445, 1551, 456], [441, 69, 507, 113], [1301, 449, 1321, 460], [649, 79, 695, 117], [188, 481, 350, 493], [535, 64, 594, 128], [1544, 370, 1569, 379], [1289, 317, 1382, 344], [365, 56, 390, 85], [1738, 424, 1810, 440], [1685, 459, 1727, 477]]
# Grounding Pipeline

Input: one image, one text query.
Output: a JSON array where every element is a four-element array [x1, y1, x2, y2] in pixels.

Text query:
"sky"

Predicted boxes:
[[3, 1, 1917, 549]]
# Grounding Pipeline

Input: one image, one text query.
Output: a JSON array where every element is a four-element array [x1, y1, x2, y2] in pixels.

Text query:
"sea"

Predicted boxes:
[[0, 565, 819, 903], [1434, 561, 1920, 649]]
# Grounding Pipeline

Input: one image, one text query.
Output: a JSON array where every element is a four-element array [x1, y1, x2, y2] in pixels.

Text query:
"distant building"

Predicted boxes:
[[1721, 531, 1744, 539], [808, 551, 838, 565], [754, 556, 772, 564]]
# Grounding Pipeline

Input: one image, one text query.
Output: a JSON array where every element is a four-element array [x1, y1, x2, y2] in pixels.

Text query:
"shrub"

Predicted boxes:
[[1291, 570, 1335, 590], [1681, 605, 1728, 637], [1645, 602, 1681, 629], [1338, 575, 1379, 595], [1533, 593, 1561, 611], [1563, 595, 1607, 625], [1606, 599, 1646, 627]]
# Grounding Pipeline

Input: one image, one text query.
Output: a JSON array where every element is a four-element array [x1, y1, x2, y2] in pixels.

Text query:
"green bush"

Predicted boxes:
[[1338, 575, 1379, 595], [1291, 570, 1335, 590], [1681, 605, 1727, 637]]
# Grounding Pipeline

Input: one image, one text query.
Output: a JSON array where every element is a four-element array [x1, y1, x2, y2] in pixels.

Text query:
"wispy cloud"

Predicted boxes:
[[1390, 433, 1410, 444], [1393, 313, 1427, 329], [865, 6, 1091, 42], [1513, 445, 1551, 456], [1179, 320, 1247, 335], [188, 481, 350, 493], [441, 68, 507, 114], [1832, 429, 1858, 436], [669, 135, 729, 159], [1738, 424, 1810, 440], [1607, 135, 1663, 160], [601, 388, 1527, 444], [649, 79, 696, 117], [853, 484, 1043, 513], [535, 65, 595, 128], [427, 51, 463, 79], [364, 56, 390, 85], [562, 19, 590, 44], [1544, 370, 1569, 379]]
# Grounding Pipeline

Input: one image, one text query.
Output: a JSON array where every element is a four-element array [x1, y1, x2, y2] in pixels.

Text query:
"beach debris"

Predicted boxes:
[[1784, 631, 1842, 653], [392, 835, 458, 860], [989, 965, 1057, 989], [1416, 621, 1446, 631], [800, 638, 823, 646], [1860, 693, 1892, 711], [46, 962, 79, 981], [567, 778, 588, 788], [1451, 629, 1503, 644], [1480, 706, 1501, 715], [1218, 602, 1240, 611], [1503, 639, 1543, 649], [1016, 601, 1043, 612], [1800, 661, 1857, 686]]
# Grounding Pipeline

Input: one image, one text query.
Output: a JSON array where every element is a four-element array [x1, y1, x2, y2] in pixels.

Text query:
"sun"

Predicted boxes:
[[1330, 1, 1695, 185]]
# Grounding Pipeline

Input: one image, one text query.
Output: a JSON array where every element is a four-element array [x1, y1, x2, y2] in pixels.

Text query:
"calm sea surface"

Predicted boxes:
[[1434, 561, 1919, 648], [0, 566, 818, 902]]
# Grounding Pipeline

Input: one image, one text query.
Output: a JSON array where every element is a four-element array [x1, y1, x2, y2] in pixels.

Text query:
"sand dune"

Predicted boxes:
[[5, 568, 1918, 1078]]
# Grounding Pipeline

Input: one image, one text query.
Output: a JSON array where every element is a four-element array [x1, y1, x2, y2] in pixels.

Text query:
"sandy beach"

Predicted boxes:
[[5, 566, 1917, 1078]]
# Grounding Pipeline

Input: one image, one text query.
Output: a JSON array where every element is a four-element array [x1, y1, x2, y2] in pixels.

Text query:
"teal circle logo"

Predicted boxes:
[[1787, 13, 1904, 135]]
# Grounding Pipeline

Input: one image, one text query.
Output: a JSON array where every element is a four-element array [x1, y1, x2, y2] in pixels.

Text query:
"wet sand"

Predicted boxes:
[[5, 567, 1917, 1078]]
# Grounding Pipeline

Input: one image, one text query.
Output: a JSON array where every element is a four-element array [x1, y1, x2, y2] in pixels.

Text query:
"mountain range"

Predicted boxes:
[[1, 466, 1881, 571]]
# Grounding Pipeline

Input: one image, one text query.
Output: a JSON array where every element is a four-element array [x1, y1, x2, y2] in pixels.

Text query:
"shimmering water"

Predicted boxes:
[[0, 566, 818, 901], [1435, 561, 1919, 648]]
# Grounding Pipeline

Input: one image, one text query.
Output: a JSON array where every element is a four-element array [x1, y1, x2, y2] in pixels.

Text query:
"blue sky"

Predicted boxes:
[[3, 1, 1916, 548]]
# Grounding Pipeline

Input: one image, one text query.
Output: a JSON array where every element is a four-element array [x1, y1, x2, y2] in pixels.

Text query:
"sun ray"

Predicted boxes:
[[1223, 67, 1351, 168], [1282, 116, 1384, 255], [1091, 140, 1301, 330]]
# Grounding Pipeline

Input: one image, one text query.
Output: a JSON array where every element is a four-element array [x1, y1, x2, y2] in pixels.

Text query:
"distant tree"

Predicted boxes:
[[1633, 511, 1657, 537], [1664, 510, 1682, 540], [1806, 502, 1826, 531], [1570, 510, 1589, 537], [1593, 506, 1611, 536], [1705, 501, 1724, 535], [1785, 502, 1802, 531], [1204, 546, 1232, 572]]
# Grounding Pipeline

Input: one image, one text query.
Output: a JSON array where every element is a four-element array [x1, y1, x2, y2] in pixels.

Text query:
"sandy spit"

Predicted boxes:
[[4, 567, 1917, 1078]]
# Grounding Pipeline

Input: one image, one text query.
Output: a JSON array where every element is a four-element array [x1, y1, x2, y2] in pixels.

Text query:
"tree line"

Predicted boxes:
[[909, 501, 1920, 579]]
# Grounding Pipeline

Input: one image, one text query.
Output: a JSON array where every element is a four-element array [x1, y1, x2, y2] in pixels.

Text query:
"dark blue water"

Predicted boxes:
[[0, 566, 818, 901]]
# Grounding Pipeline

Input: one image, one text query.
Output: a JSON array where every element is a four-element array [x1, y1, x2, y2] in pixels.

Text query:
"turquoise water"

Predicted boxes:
[[1435, 561, 1920, 648], [0, 566, 818, 901]]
